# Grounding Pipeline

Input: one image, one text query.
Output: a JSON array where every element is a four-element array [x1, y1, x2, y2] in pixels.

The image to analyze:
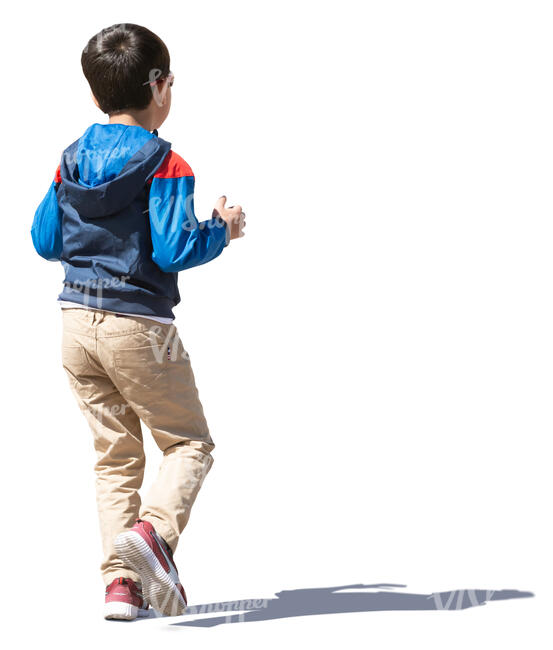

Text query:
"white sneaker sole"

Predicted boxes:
[[114, 531, 187, 617], [104, 600, 151, 620]]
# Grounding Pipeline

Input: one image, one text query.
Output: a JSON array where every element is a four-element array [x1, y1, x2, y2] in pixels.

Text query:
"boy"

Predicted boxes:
[[31, 23, 246, 620]]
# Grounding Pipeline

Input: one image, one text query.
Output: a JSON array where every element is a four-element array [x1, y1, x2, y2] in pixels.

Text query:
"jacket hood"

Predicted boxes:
[[59, 123, 171, 218]]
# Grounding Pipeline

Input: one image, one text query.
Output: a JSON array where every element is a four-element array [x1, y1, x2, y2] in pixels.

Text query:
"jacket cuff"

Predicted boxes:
[[214, 215, 231, 246]]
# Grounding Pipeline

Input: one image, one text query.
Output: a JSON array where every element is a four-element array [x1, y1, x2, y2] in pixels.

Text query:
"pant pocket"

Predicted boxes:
[[113, 344, 168, 392], [62, 343, 88, 372]]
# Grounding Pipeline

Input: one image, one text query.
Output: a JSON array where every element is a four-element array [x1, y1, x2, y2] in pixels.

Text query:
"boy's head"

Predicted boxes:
[[82, 23, 172, 128]]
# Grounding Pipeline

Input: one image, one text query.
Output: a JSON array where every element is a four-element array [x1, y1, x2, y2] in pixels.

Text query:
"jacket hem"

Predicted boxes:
[[57, 288, 176, 320]]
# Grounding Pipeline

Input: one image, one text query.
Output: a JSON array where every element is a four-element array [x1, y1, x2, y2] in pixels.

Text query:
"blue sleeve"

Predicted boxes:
[[148, 175, 229, 273], [31, 179, 63, 261]]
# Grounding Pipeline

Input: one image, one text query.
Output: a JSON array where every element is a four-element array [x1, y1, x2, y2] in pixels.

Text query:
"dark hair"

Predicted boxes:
[[81, 23, 170, 114]]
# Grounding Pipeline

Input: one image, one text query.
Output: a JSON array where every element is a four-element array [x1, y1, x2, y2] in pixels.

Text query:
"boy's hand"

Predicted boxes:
[[212, 196, 246, 241]]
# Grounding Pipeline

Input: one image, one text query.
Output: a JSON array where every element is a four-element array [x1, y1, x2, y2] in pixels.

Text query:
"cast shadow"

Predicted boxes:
[[154, 582, 534, 627]]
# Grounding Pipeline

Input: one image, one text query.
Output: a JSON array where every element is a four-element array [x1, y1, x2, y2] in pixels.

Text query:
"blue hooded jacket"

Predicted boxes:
[[31, 123, 229, 319]]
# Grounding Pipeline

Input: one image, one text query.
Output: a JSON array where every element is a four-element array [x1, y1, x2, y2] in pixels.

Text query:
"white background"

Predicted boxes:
[[1, 0, 550, 647]]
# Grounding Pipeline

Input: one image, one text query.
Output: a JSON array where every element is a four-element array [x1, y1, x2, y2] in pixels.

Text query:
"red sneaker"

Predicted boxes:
[[114, 519, 187, 616], [104, 577, 150, 620]]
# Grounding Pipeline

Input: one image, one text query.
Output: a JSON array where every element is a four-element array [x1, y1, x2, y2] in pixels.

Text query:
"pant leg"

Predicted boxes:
[[61, 309, 145, 586], [97, 317, 215, 553]]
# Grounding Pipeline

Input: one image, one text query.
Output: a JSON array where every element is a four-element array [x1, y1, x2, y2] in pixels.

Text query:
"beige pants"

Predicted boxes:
[[61, 308, 215, 586]]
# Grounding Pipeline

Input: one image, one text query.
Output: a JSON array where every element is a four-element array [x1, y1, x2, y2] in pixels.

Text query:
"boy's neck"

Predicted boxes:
[[108, 112, 155, 132]]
